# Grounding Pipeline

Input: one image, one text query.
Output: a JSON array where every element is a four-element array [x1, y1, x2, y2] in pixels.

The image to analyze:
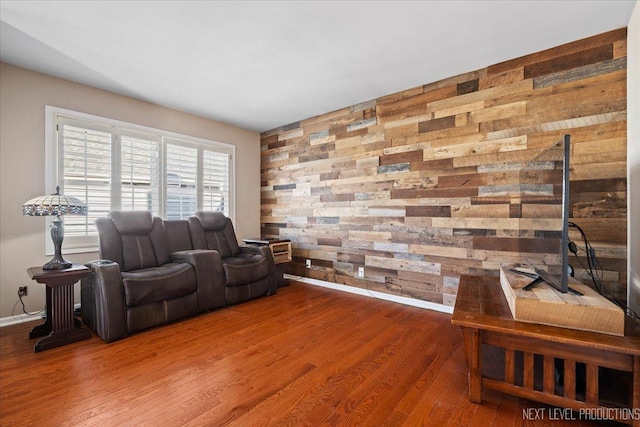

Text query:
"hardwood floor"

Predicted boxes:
[[0, 282, 604, 426]]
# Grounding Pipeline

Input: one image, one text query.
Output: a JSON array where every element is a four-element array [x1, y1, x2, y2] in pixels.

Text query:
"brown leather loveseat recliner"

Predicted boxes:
[[188, 211, 277, 305], [81, 211, 276, 343]]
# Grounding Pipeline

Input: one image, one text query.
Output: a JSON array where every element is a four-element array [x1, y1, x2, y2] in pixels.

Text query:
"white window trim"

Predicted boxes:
[[44, 105, 236, 255]]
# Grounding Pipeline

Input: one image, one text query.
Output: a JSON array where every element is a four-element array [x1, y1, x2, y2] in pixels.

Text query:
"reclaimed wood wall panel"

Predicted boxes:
[[260, 29, 628, 308]]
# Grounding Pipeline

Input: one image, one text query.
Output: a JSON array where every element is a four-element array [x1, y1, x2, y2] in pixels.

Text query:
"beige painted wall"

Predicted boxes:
[[628, 3, 639, 314], [0, 62, 261, 320]]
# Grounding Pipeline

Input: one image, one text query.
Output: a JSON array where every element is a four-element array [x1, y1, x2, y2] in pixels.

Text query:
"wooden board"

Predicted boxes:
[[260, 28, 628, 308], [499, 266, 624, 336]]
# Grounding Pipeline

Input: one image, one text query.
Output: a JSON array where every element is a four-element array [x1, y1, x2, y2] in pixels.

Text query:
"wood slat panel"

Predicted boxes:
[[260, 28, 628, 308], [524, 352, 535, 390], [487, 28, 626, 75], [635, 356, 640, 412], [544, 355, 556, 394], [565, 359, 577, 400], [505, 348, 515, 384], [524, 44, 613, 79], [586, 364, 599, 404], [482, 330, 635, 372]]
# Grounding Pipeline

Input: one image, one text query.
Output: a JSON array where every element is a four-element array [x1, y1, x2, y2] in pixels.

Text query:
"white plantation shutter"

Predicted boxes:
[[203, 149, 230, 216], [47, 107, 235, 254], [121, 132, 161, 215], [166, 142, 198, 220], [59, 121, 113, 237]]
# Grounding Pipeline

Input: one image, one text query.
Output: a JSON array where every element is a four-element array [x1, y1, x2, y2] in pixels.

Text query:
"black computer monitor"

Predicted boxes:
[[519, 134, 575, 294]]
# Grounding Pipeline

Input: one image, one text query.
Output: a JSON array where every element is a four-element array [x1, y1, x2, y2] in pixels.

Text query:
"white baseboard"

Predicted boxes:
[[1, 279, 453, 327], [284, 274, 454, 314], [0, 313, 42, 328], [0, 303, 80, 328]]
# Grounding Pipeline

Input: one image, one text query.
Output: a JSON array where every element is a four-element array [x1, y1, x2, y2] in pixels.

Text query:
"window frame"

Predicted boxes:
[[45, 106, 236, 255]]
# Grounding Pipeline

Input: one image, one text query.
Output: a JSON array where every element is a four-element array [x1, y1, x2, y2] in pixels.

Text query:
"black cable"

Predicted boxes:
[[571, 243, 602, 291], [17, 292, 44, 316], [569, 222, 602, 293], [568, 222, 640, 321]]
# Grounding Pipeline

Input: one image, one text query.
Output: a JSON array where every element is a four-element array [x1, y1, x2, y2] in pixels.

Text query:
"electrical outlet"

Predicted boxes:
[[306, 259, 311, 269], [357, 267, 364, 278], [18, 286, 28, 297]]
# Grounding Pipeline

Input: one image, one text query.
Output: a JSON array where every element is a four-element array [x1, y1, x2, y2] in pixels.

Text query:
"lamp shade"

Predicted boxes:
[[23, 186, 87, 270], [23, 186, 88, 217]]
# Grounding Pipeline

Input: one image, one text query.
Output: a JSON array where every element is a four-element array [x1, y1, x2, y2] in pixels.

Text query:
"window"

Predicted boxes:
[[46, 107, 235, 254], [202, 149, 230, 214], [165, 142, 197, 220], [120, 132, 161, 214]]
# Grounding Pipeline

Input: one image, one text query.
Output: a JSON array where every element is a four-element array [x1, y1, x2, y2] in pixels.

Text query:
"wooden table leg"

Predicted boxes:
[[29, 286, 52, 338], [34, 282, 90, 352], [634, 356, 639, 427], [463, 327, 482, 403]]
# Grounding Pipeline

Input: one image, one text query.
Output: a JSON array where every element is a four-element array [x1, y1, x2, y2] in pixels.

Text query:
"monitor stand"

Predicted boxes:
[[511, 268, 583, 296]]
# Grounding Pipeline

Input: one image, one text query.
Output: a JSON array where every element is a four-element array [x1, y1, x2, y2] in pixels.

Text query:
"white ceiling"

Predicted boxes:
[[0, 1, 636, 133]]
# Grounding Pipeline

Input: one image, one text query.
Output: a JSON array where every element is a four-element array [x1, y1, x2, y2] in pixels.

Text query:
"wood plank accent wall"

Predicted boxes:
[[260, 28, 628, 308]]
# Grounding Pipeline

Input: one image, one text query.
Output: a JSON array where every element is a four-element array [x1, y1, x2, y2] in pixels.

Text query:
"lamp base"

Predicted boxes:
[[43, 216, 73, 270], [43, 256, 73, 270]]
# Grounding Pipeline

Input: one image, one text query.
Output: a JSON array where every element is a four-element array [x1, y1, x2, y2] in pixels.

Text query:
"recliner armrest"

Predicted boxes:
[[81, 260, 127, 343], [239, 245, 275, 261], [239, 245, 277, 295], [171, 250, 225, 311]]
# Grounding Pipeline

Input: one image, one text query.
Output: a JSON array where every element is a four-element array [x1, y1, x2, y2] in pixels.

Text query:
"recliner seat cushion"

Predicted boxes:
[[223, 253, 270, 286], [122, 263, 197, 306]]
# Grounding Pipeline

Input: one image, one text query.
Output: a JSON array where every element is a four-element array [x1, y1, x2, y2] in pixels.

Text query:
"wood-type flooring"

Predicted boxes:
[[0, 282, 605, 426]]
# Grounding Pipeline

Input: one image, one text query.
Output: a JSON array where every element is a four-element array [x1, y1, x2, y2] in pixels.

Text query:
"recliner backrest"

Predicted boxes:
[[164, 220, 194, 253], [188, 211, 240, 258], [96, 211, 170, 272]]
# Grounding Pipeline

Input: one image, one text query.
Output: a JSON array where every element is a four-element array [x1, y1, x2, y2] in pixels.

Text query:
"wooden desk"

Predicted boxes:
[[27, 264, 91, 352], [452, 275, 640, 426]]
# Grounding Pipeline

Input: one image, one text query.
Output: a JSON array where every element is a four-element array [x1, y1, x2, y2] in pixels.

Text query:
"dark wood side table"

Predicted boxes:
[[27, 264, 91, 352], [243, 238, 292, 287], [451, 275, 640, 426]]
